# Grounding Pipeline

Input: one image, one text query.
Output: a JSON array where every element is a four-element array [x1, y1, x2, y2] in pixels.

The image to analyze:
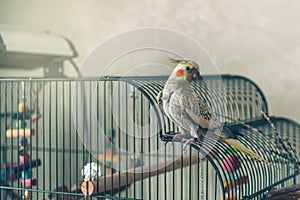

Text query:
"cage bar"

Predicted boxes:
[[0, 75, 299, 200]]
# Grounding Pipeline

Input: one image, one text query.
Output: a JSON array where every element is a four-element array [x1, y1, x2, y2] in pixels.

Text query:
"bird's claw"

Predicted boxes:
[[163, 134, 200, 150], [182, 138, 199, 150]]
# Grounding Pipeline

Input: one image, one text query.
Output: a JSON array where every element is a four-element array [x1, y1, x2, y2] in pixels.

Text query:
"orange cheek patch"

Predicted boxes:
[[176, 69, 185, 77]]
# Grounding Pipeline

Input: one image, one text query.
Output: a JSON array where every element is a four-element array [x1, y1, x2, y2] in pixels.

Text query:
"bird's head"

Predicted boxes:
[[171, 59, 200, 82]]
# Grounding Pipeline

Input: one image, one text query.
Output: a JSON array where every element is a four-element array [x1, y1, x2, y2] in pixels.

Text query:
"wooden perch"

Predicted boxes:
[[264, 184, 300, 200], [6, 128, 35, 138], [81, 153, 201, 195]]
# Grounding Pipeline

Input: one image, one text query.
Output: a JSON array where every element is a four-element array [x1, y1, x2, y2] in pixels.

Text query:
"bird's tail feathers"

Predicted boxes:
[[221, 137, 278, 168]]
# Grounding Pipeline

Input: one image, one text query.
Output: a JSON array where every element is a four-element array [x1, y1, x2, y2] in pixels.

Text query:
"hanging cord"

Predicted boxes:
[[130, 85, 143, 164], [21, 81, 26, 101], [215, 111, 300, 167], [260, 111, 299, 165], [31, 82, 42, 124], [199, 152, 204, 200]]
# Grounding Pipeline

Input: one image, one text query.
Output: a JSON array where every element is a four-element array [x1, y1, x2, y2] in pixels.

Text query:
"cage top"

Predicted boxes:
[[0, 74, 269, 122]]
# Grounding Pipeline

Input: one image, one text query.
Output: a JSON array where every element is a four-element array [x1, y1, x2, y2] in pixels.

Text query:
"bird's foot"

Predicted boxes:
[[163, 134, 200, 150], [172, 134, 188, 141], [182, 137, 199, 150], [163, 133, 186, 143]]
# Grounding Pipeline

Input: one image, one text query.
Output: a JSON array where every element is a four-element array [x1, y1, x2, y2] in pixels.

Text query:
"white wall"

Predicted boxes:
[[0, 0, 299, 122]]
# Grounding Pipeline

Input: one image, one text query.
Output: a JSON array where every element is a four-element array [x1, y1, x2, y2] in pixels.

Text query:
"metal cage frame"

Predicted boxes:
[[0, 75, 299, 200]]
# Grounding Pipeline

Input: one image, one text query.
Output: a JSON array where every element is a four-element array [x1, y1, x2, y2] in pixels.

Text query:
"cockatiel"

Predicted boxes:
[[158, 59, 265, 162]]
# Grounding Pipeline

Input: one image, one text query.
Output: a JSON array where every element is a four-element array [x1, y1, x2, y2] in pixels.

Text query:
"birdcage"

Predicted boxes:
[[0, 75, 299, 200]]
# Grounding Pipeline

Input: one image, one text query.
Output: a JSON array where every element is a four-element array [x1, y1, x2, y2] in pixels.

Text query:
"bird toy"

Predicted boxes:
[[81, 162, 102, 182], [222, 148, 242, 173], [222, 148, 248, 200], [4, 81, 42, 199]]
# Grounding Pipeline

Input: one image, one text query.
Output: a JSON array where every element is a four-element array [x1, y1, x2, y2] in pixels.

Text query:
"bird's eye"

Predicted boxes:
[[185, 66, 190, 71]]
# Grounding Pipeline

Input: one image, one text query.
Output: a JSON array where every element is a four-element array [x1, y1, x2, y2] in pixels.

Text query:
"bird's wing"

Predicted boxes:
[[183, 91, 220, 129], [183, 90, 244, 140]]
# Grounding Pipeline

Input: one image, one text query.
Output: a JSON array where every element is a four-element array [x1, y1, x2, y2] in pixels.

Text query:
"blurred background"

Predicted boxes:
[[0, 0, 299, 122]]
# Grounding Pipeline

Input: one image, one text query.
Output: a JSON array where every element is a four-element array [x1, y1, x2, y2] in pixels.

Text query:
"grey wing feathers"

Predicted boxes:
[[184, 92, 222, 129]]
